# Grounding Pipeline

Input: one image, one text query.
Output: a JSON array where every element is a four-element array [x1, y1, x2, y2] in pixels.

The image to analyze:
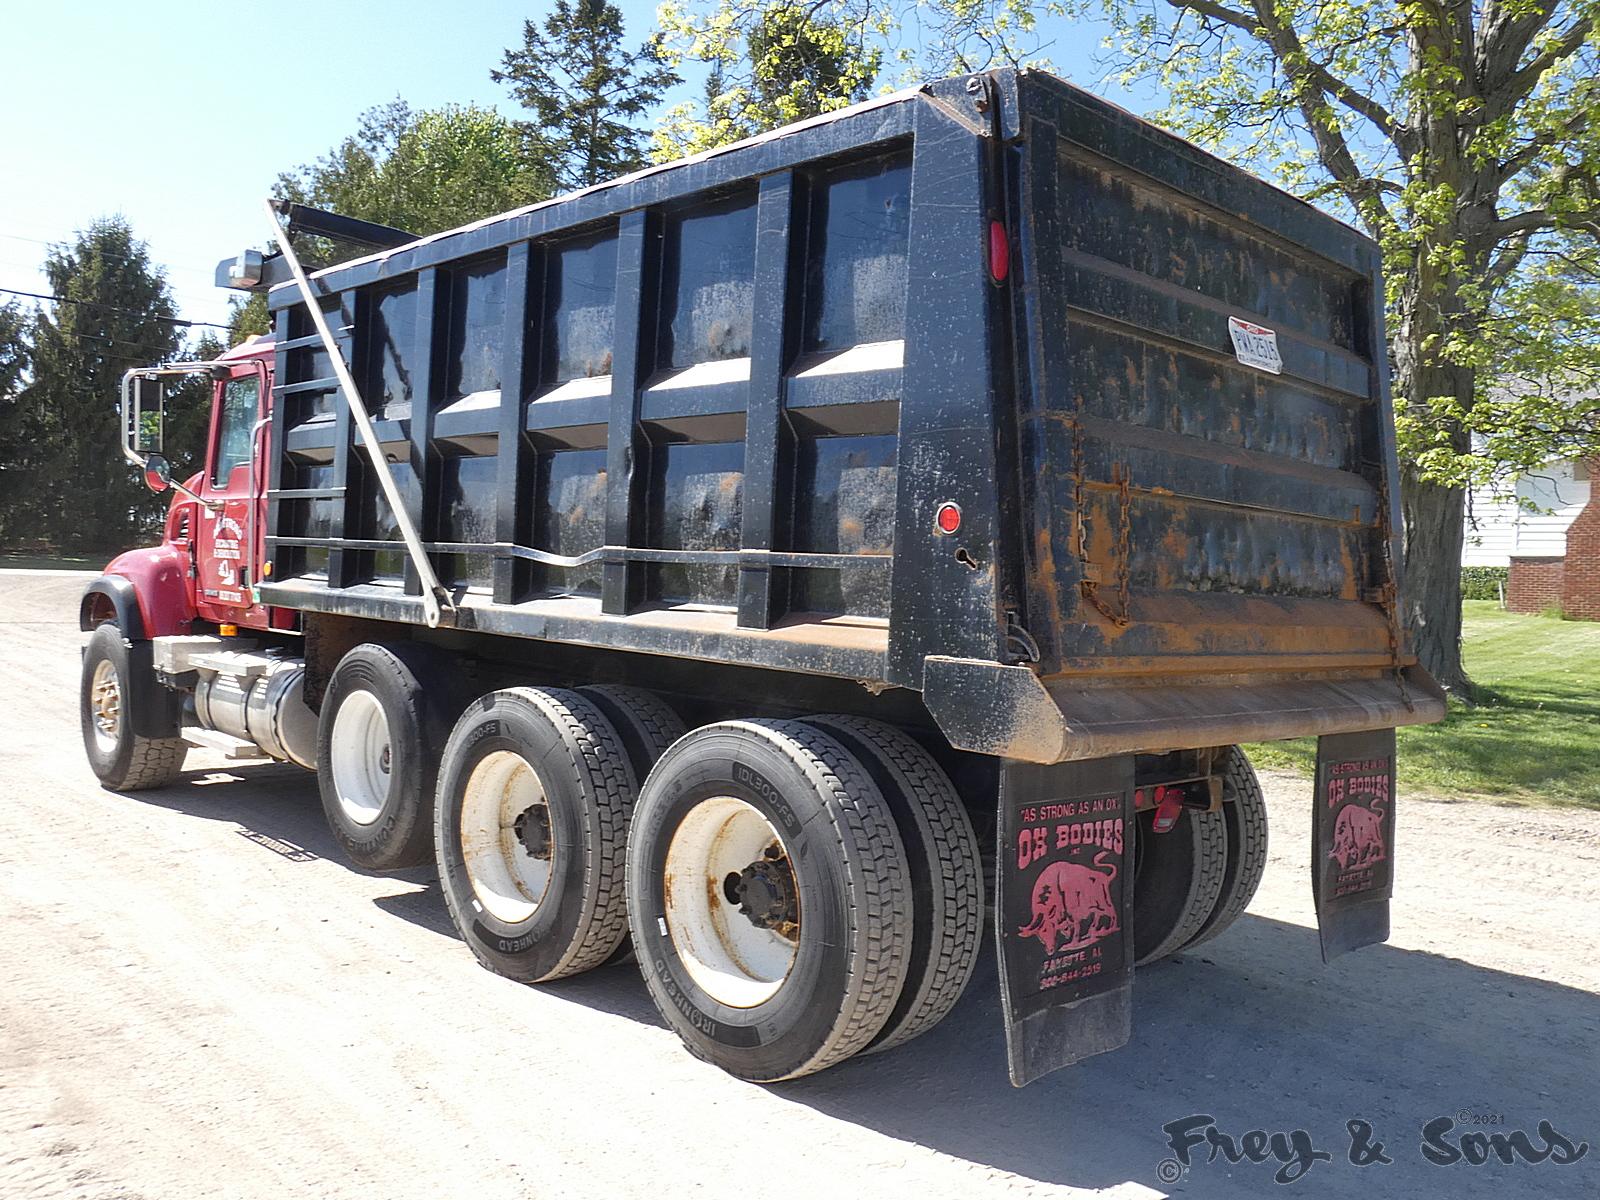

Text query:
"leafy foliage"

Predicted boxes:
[[494, 0, 679, 188], [279, 100, 554, 243], [1460, 565, 1509, 601], [226, 293, 270, 348], [0, 301, 37, 545], [654, 1, 884, 157]]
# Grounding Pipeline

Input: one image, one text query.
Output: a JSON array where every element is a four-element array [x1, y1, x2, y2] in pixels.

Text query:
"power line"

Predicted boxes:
[[0, 286, 230, 330], [0, 230, 227, 277]]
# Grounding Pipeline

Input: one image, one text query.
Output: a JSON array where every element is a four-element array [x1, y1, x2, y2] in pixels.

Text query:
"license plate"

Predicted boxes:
[[1228, 315, 1283, 374]]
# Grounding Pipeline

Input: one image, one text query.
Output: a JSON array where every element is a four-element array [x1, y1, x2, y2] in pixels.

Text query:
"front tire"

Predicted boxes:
[[628, 720, 913, 1082], [80, 622, 185, 791]]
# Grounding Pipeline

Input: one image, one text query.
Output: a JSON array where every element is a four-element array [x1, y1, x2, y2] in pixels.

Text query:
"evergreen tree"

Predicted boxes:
[[163, 331, 226, 488], [26, 219, 183, 553], [0, 301, 38, 547], [494, 0, 679, 189]]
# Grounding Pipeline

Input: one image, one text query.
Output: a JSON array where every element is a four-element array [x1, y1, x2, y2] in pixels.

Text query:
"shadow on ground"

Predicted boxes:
[[123, 760, 1600, 1198]]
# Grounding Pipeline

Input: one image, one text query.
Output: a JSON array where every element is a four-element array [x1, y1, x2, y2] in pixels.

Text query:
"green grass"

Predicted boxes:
[[0, 553, 102, 572], [1248, 601, 1600, 808], [0, 553, 102, 571]]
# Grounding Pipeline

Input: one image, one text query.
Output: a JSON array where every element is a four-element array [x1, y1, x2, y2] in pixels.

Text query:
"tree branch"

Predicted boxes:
[[1499, 106, 1591, 180], [1171, 0, 1409, 151], [1489, 14, 1595, 110], [1483, 231, 1531, 288]]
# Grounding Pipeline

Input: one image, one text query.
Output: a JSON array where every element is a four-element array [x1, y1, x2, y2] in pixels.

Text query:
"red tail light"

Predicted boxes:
[[988, 220, 1010, 283]]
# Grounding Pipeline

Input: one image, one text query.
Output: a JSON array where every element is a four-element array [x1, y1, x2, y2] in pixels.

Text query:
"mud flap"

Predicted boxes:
[[996, 756, 1135, 1086], [1312, 728, 1397, 962]]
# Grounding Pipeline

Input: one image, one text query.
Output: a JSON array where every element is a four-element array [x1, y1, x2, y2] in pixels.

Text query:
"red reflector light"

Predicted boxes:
[[988, 220, 1010, 282], [935, 502, 962, 535]]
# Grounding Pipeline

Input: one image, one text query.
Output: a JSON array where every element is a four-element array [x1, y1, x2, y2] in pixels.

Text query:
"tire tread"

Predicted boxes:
[[801, 715, 981, 1054], [1186, 746, 1269, 949]]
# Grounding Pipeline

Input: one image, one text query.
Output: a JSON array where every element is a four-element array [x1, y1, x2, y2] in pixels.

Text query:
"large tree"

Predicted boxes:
[[494, 0, 679, 188], [278, 100, 555, 235], [24, 219, 187, 552], [655, 0, 883, 157]]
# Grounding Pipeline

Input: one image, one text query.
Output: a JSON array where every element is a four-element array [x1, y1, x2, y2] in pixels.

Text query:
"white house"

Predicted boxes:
[[1462, 457, 1599, 617], [1461, 459, 1591, 566]]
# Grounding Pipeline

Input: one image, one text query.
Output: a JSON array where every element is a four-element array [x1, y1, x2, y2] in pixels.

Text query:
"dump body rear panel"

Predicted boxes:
[[1015, 75, 1401, 681], [260, 70, 1442, 759]]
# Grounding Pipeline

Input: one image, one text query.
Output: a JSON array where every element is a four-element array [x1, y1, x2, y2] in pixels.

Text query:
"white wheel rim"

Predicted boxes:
[[662, 796, 799, 1009], [90, 659, 121, 752], [459, 751, 555, 924], [329, 690, 391, 826]]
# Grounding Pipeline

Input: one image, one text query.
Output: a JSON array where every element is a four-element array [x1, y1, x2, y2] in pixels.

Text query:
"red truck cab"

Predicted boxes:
[[84, 337, 281, 639]]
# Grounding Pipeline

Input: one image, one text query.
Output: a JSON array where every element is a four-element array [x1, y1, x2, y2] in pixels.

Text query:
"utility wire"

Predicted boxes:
[[0, 285, 231, 330]]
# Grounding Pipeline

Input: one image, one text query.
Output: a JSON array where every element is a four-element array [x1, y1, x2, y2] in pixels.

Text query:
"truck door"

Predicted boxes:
[[195, 362, 271, 628]]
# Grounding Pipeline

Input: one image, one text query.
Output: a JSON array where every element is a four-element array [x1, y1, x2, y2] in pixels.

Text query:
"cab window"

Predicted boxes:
[[212, 376, 260, 487]]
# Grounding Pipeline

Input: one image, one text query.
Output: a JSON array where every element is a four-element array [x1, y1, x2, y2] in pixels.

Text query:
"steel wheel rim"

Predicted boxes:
[[459, 750, 555, 924], [90, 659, 121, 753], [329, 690, 391, 826], [662, 795, 800, 1009]]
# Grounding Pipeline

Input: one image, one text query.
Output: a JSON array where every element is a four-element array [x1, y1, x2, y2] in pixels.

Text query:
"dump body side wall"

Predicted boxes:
[[260, 81, 1018, 689]]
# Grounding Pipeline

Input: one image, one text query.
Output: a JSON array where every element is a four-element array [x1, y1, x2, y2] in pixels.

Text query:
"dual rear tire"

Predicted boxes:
[[426, 697, 982, 1081], [626, 717, 982, 1080], [316, 646, 1259, 1079], [1132, 745, 1269, 963]]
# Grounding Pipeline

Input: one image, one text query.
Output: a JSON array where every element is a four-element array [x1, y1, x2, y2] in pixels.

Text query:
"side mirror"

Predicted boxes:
[[133, 374, 165, 455], [143, 454, 174, 494]]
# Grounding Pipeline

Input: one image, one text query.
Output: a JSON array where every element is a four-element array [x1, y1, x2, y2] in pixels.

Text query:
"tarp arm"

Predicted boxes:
[[264, 198, 452, 629]]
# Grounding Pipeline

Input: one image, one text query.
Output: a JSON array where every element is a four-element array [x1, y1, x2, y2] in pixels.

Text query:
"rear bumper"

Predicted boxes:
[[923, 656, 1445, 762]]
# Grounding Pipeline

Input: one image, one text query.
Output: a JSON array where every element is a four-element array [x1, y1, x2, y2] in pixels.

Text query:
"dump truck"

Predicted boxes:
[[79, 68, 1444, 1086]]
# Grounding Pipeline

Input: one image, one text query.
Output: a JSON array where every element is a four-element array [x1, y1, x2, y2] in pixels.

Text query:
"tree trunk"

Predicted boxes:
[[1400, 470, 1471, 695], [1392, 287, 1474, 697]]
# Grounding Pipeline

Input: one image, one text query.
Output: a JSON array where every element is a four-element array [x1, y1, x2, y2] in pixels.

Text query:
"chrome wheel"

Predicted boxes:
[[662, 796, 800, 1009], [459, 750, 556, 923], [89, 659, 121, 753]]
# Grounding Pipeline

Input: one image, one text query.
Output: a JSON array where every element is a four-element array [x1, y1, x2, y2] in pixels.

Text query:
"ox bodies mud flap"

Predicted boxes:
[[1312, 729, 1397, 962], [997, 756, 1135, 1086]]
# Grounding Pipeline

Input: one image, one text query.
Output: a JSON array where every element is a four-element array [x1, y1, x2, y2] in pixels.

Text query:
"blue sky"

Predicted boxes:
[[0, 1, 1126, 335]]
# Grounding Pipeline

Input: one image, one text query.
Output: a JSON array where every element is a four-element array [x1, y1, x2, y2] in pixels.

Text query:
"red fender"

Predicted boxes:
[[97, 543, 196, 637]]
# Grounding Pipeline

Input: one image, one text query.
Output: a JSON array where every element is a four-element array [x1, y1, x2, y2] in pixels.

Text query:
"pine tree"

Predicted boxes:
[[0, 301, 38, 547], [26, 219, 183, 553], [493, 0, 679, 189]]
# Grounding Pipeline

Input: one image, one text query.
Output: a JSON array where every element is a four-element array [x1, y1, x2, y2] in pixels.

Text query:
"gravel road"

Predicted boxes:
[[2, 570, 1596, 1200]]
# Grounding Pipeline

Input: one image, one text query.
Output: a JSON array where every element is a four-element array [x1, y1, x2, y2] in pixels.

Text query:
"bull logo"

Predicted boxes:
[[1329, 798, 1387, 870], [1017, 850, 1119, 953]]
